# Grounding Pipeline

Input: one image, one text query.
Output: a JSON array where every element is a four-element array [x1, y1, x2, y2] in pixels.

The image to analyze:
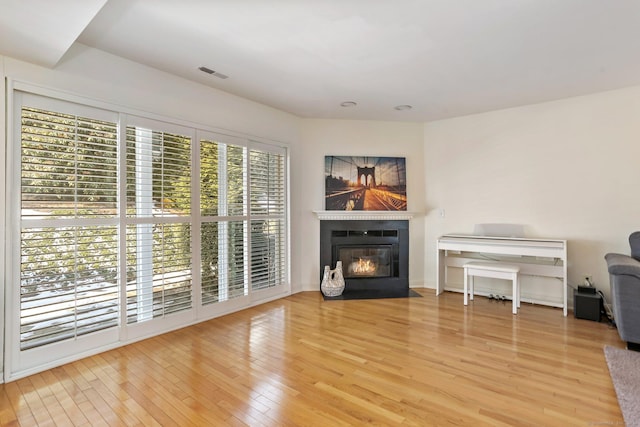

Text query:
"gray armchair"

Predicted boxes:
[[605, 231, 640, 350]]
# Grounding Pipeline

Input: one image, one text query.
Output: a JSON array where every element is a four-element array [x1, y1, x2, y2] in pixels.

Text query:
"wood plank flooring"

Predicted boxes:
[[0, 289, 625, 426]]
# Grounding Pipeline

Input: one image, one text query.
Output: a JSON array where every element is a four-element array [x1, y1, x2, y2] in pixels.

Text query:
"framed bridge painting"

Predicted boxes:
[[324, 156, 407, 211]]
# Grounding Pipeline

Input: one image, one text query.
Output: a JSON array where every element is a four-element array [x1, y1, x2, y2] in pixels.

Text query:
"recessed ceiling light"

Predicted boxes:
[[198, 66, 228, 79], [340, 101, 357, 107], [394, 105, 412, 111]]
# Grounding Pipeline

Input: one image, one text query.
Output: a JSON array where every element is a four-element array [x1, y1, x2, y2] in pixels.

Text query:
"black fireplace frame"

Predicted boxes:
[[320, 220, 409, 297]]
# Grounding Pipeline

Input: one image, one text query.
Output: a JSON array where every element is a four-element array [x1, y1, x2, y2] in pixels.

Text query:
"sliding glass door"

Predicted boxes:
[[6, 89, 289, 380]]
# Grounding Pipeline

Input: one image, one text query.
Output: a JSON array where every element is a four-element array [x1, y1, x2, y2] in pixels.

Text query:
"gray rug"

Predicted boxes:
[[604, 345, 640, 426]]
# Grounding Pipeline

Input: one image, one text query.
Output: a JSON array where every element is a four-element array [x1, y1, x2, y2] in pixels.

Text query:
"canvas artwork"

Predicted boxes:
[[325, 156, 407, 211]]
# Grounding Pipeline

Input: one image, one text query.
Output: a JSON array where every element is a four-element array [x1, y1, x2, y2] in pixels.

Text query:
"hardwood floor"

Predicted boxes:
[[0, 289, 625, 426]]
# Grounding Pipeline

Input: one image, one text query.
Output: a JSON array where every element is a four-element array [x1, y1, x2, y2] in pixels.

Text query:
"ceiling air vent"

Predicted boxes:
[[198, 66, 228, 79]]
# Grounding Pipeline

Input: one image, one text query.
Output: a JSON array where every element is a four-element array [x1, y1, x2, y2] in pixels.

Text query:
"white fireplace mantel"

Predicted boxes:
[[313, 210, 419, 221]]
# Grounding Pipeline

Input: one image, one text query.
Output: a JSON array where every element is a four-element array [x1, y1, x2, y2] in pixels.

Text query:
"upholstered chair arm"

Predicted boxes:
[[605, 253, 640, 279]]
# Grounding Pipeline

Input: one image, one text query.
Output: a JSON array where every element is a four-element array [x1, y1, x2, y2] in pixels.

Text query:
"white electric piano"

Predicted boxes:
[[436, 234, 568, 316]]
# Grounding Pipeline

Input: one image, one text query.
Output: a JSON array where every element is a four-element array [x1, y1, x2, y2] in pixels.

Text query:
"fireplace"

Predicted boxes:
[[339, 245, 391, 278], [320, 220, 409, 298]]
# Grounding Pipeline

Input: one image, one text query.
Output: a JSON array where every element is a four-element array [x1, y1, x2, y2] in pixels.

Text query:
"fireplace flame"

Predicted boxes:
[[351, 258, 377, 275]]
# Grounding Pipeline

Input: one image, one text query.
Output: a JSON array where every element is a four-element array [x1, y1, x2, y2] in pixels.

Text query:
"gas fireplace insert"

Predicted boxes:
[[320, 220, 409, 298]]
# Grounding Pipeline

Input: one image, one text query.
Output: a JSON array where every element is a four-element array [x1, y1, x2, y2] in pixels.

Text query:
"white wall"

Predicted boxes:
[[0, 56, 6, 380], [295, 119, 427, 291], [424, 86, 640, 303], [5, 44, 299, 142]]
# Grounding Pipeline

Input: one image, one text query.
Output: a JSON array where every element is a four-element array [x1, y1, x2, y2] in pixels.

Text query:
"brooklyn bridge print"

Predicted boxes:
[[325, 156, 407, 211]]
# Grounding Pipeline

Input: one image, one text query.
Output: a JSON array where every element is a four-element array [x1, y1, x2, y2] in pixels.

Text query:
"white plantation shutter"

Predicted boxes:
[[222, 220, 248, 299], [125, 123, 193, 323], [250, 219, 285, 290], [250, 148, 285, 216], [225, 145, 247, 216], [200, 138, 249, 304], [249, 146, 286, 290], [125, 223, 192, 321], [126, 127, 191, 217], [200, 138, 221, 217], [200, 221, 248, 304], [21, 108, 119, 219], [19, 106, 119, 350]]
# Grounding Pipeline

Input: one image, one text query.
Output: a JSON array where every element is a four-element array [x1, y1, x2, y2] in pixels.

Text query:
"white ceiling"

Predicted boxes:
[[2, 0, 640, 122]]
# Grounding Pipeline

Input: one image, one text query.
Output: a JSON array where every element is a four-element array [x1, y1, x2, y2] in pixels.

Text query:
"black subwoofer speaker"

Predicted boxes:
[[573, 290, 602, 321]]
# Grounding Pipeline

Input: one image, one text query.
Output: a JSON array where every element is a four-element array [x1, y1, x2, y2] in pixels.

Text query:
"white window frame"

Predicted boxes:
[[247, 140, 289, 303], [197, 130, 254, 318], [4, 81, 290, 382], [120, 114, 197, 342], [6, 90, 121, 379]]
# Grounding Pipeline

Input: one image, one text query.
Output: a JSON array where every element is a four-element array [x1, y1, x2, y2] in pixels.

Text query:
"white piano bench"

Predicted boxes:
[[463, 262, 521, 315]]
